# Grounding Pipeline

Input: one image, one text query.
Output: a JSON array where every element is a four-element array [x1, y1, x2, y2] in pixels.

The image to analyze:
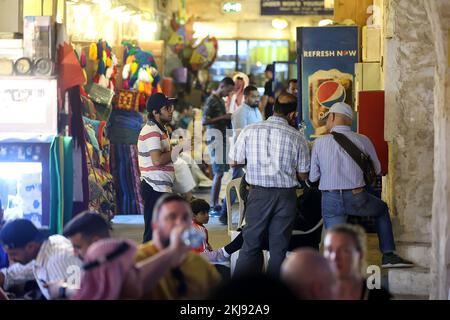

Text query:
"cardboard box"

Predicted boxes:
[[362, 26, 381, 62], [23, 16, 55, 61]]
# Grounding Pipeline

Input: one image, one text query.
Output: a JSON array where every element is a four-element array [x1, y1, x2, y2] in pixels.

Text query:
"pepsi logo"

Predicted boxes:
[[316, 80, 346, 109]]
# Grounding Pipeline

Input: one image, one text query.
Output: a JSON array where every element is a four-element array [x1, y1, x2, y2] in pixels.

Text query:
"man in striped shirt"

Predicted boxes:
[[0, 219, 82, 300], [309, 102, 413, 268], [229, 93, 310, 278], [138, 93, 177, 243]]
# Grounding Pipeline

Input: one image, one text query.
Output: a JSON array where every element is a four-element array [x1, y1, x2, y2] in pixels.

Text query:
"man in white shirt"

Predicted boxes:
[[218, 85, 263, 225], [0, 219, 82, 300]]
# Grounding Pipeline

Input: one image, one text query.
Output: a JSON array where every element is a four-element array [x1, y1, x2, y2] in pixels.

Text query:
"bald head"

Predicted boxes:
[[281, 248, 337, 300]]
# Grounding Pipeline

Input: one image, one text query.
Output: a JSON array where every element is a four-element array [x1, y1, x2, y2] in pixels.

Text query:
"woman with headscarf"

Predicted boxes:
[[72, 225, 189, 300]]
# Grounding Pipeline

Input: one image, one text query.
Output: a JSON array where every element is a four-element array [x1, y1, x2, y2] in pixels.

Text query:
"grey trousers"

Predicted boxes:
[[233, 186, 297, 278]]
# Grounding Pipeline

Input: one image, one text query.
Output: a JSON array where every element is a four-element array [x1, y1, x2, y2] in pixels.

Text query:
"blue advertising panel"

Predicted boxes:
[[261, 0, 333, 16], [297, 26, 359, 139]]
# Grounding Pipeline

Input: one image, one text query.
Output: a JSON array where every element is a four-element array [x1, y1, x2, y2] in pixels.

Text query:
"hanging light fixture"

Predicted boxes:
[[272, 18, 288, 30], [318, 19, 334, 26]]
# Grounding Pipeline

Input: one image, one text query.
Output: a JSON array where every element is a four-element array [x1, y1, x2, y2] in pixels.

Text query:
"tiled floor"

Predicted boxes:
[[110, 185, 232, 248], [111, 177, 387, 288]]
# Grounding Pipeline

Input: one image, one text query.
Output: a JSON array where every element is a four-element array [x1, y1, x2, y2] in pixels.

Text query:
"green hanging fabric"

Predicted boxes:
[[49, 136, 74, 235], [58, 137, 65, 234], [49, 136, 62, 235], [62, 137, 74, 228]]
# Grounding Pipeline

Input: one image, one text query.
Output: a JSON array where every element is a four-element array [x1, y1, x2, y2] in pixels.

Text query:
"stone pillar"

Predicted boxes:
[[424, 0, 450, 301], [383, 0, 435, 297], [384, 0, 450, 298]]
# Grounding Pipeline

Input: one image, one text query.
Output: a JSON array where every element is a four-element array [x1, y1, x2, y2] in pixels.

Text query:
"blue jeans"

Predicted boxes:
[[321, 190, 395, 253]]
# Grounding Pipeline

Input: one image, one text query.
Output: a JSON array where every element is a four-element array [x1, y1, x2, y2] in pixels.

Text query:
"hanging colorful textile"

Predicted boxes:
[[110, 144, 144, 215], [49, 136, 74, 234]]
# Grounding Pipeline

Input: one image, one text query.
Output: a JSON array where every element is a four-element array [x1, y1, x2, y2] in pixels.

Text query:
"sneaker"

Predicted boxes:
[[381, 253, 414, 268], [208, 205, 222, 217], [202, 249, 230, 263]]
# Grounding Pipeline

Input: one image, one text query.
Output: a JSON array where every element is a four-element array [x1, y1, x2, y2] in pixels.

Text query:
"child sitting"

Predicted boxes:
[[190, 199, 230, 263], [190, 199, 213, 253]]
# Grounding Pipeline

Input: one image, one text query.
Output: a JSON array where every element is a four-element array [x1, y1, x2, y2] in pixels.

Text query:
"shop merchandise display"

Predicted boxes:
[[167, 14, 218, 72], [121, 41, 162, 98]]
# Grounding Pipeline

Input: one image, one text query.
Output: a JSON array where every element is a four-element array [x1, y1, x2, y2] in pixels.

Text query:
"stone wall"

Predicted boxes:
[[384, 0, 450, 298], [425, 0, 450, 301], [384, 0, 434, 244]]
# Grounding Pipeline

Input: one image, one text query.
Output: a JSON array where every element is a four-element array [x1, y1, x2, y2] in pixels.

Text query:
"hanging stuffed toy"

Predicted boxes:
[[189, 36, 218, 71], [121, 42, 162, 97], [166, 11, 218, 72], [89, 40, 119, 91]]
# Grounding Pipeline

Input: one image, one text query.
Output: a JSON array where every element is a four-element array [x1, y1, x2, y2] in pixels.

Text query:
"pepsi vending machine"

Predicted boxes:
[[297, 26, 359, 139], [0, 77, 58, 229]]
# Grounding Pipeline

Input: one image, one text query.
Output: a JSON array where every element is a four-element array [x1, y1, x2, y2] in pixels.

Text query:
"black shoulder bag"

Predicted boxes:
[[330, 132, 377, 186]]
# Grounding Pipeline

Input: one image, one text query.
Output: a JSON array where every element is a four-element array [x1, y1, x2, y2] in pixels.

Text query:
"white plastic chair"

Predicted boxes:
[[225, 177, 246, 236]]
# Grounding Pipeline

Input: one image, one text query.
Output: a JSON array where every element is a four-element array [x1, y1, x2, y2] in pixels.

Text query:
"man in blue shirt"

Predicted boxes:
[[231, 86, 263, 140], [309, 102, 413, 268], [219, 86, 263, 225]]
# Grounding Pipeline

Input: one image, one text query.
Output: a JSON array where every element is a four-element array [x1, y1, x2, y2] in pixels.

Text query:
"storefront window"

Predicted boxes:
[[209, 40, 237, 82], [210, 39, 290, 90]]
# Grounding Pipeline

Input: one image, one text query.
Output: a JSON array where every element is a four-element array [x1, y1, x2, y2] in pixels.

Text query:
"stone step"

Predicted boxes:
[[396, 241, 431, 268], [388, 267, 430, 297]]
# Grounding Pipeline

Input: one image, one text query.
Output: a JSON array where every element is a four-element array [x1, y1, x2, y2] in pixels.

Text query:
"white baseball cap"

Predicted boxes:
[[323, 102, 353, 120]]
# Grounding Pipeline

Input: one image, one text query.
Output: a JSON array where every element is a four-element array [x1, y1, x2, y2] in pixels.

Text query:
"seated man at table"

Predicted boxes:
[[0, 219, 82, 300]]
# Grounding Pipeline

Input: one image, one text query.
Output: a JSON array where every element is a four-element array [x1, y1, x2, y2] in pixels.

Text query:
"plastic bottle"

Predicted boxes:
[[181, 227, 205, 249]]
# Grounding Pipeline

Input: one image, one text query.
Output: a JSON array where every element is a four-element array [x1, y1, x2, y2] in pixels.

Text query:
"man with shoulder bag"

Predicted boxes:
[[309, 102, 413, 268]]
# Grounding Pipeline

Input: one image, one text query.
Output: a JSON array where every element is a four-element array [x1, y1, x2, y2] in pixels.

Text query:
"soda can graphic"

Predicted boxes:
[[308, 69, 353, 135]]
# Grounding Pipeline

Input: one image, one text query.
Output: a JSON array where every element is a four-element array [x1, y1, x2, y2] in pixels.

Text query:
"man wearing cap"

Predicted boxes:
[[0, 219, 82, 299], [229, 93, 310, 278], [309, 102, 413, 268], [138, 93, 177, 243]]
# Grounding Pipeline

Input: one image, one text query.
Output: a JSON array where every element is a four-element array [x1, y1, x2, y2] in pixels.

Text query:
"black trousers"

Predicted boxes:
[[233, 186, 297, 278], [224, 230, 321, 255], [142, 181, 166, 243]]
